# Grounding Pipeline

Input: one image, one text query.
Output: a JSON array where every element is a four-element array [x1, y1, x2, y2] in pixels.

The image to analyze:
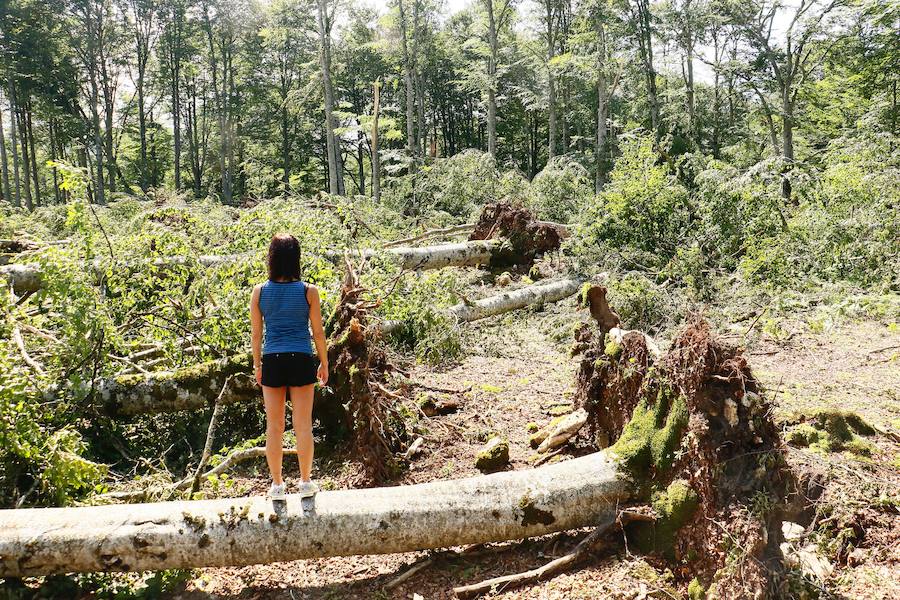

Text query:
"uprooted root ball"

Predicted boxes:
[[574, 317, 792, 598], [469, 202, 561, 267], [320, 265, 411, 483]]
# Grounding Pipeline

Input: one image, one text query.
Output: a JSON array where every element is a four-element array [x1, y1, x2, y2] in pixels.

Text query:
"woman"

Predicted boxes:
[[250, 233, 328, 500]]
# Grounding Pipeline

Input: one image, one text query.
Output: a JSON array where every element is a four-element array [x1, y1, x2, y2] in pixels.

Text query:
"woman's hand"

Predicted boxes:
[[317, 361, 329, 386], [255, 365, 262, 386]]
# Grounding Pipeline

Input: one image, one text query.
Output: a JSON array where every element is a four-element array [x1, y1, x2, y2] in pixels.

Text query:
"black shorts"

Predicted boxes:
[[261, 352, 319, 387]]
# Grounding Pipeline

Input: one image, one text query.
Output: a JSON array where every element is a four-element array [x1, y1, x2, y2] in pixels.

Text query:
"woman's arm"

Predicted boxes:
[[250, 284, 263, 385], [307, 285, 329, 385]]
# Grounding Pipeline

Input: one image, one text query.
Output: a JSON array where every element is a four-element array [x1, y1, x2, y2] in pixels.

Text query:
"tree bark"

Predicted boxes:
[[381, 277, 581, 334], [371, 79, 381, 202], [0, 93, 10, 203], [316, 0, 342, 194], [25, 101, 41, 207], [447, 277, 581, 323], [397, 0, 417, 173], [0, 451, 631, 576], [1, 240, 509, 295], [6, 81, 21, 207], [485, 0, 500, 157]]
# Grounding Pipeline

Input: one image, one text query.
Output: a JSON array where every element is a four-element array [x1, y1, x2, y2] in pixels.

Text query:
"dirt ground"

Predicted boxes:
[[162, 312, 899, 600]]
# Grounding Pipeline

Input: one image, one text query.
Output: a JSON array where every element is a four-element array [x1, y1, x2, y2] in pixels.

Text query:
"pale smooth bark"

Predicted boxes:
[[397, 0, 417, 172], [381, 277, 581, 334], [1, 241, 507, 295], [0, 451, 631, 576], [316, 0, 343, 194], [447, 277, 581, 322]]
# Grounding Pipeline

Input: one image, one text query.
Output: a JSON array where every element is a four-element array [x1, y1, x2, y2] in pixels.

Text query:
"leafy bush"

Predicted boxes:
[[572, 133, 692, 275], [528, 155, 592, 223], [373, 267, 464, 365]]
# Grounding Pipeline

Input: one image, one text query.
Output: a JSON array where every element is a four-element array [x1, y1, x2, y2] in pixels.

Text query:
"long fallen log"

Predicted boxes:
[[1, 240, 506, 295], [94, 354, 256, 417], [0, 451, 631, 576], [380, 277, 582, 334]]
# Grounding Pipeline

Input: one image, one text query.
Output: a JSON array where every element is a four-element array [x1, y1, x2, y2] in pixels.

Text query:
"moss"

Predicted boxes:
[[547, 404, 573, 416], [786, 423, 820, 447], [526, 422, 539, 433], [789, 410, 876, 454], [688, 577, 706, 600], [843, 437, 875, 457], [580, 281, 593, 307], [604, 333, 623, 359], [475, 436, 509, 471], [629, 479, 699, 559], [610, 384, 689, 482], [528, 264, 543, 281]]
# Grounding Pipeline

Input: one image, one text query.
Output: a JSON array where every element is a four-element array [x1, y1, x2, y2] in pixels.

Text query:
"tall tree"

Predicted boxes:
[[630, 0, 660, 139], [122, 0, 158, 191], [483, 0, 515, 158], [158, 0, 188, 191], [315, 0, 344, 194], [729, 0, 848, 200]]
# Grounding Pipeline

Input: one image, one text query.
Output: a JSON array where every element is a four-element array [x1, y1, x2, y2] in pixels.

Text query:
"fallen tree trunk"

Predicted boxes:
[[94, 354, 256, 417], [2, 241, 506, 295], [380, 278, 582, 335], [448, 277, 581, 323], [0, 451, 631, 576]]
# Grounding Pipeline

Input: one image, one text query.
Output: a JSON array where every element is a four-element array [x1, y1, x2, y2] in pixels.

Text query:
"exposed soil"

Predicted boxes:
[[155, 315, 900, 599]]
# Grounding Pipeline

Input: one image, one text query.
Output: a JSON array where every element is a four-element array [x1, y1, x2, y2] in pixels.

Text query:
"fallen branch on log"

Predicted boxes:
[[98, 446, 294, 502], [0, 451, 630, 576], [382, 223, 476, 248], [380, 278, 582, 335], [12, 326, 46, 377], [537, 408, 587, 454]]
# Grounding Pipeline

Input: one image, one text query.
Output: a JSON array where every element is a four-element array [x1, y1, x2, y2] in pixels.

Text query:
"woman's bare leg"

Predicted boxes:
[[289, 384, 315, 481], [262, 385, 287, 485]]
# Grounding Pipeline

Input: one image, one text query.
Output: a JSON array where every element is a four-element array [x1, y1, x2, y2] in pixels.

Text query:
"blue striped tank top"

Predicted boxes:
[[259, 280, 313, 354]]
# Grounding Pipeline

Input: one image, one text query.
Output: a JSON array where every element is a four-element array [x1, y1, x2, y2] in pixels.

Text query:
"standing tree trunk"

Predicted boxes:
[[413, 0, 426, 158], [371, 79, 381, 203], [485, 0, 500, 158], [543, 0, 558, 159], [25, 101, 41, 207], [316, 0, 343, 194], [8, 82, 20, 207], [49, 117, 61, 204], [12, 86, 32, 211], [0, 93, 11, 204], [594, 18, 609, 193], [634, 0, 659, 140], [397, 0, 417, 174]]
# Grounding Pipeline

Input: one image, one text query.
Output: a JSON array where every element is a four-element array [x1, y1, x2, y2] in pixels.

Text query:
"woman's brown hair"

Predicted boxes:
[[267, 233, 301, 281]]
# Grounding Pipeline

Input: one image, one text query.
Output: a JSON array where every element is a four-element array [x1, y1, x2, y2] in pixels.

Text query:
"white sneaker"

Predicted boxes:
[[267, 482, 286, 500], [297, 480, 319, 497]]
